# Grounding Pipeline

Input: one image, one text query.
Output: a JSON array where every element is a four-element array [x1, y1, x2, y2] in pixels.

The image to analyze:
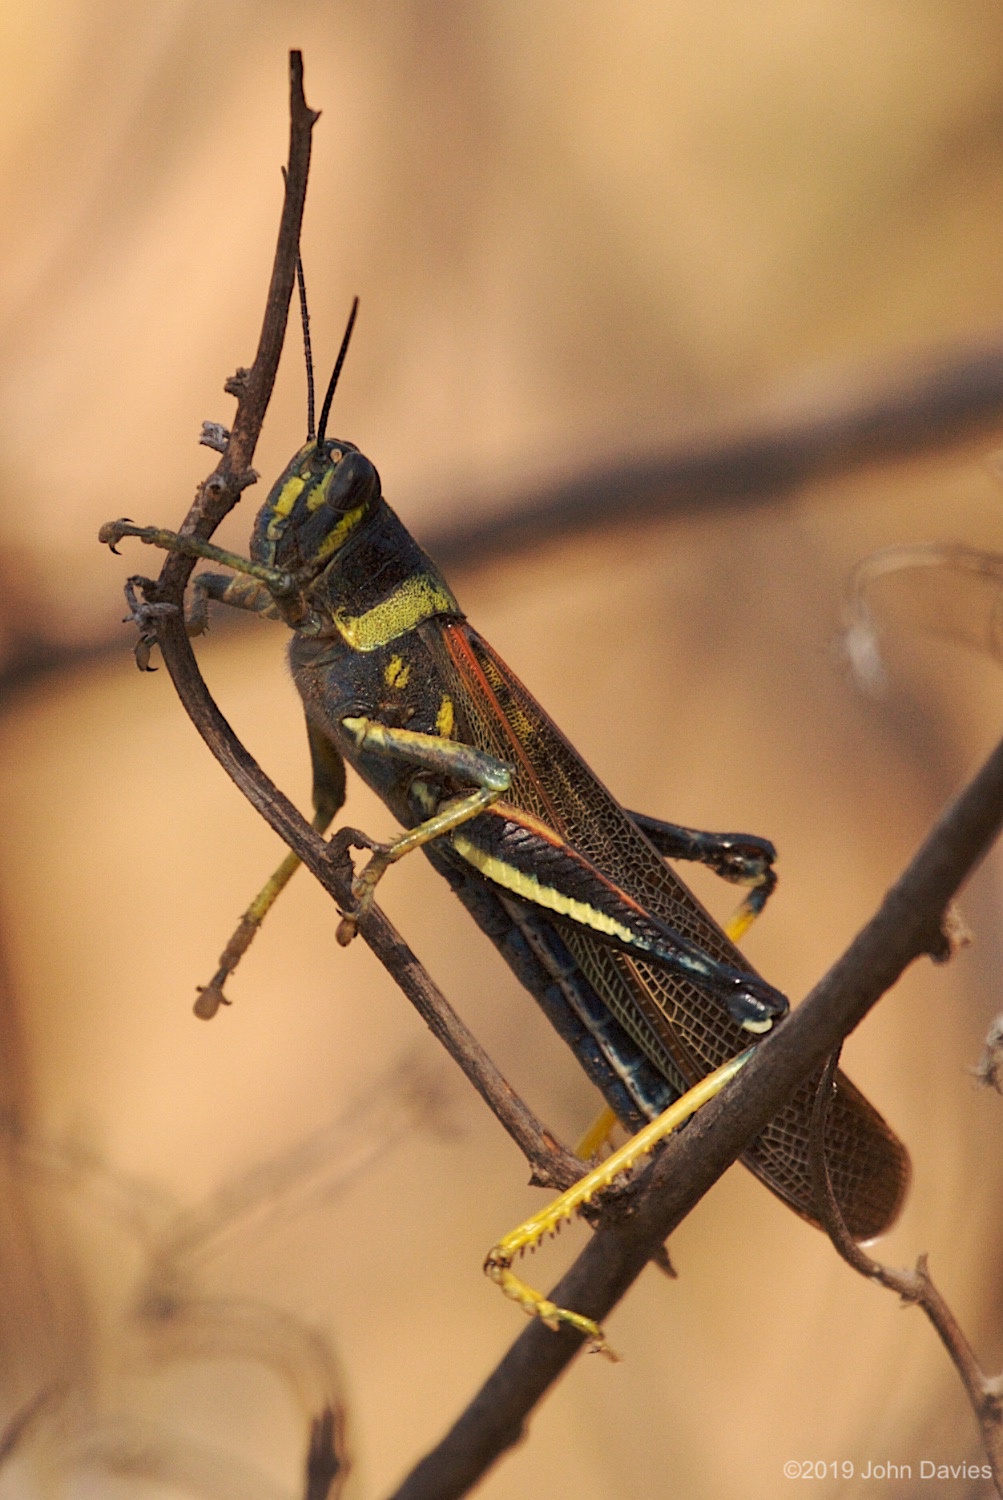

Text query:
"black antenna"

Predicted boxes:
[[281, 162, 317, 441], [316, 296, 360, 448], [296, 253, 316, 439]]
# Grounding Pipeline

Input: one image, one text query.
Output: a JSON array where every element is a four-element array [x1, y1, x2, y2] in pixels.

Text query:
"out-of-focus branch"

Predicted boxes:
[[0, 1385, 59, 1466], [390, 724, 1003, 1500], [808, 1050, 1003, 1496], [429, 336, 1003, 570], [6, 332, 1003, 695], [303, 1407, 345, 1500]]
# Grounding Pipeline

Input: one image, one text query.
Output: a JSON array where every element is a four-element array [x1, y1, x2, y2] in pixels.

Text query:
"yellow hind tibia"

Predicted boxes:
[[484, 1049, 753, 1356], [724, 895, 757, 943], [724, 865, 775, 943], [575, 1105, 619, 1161]]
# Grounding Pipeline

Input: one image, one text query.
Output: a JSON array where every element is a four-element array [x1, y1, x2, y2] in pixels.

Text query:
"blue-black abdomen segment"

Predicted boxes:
[[424, 845, 677, 1133]]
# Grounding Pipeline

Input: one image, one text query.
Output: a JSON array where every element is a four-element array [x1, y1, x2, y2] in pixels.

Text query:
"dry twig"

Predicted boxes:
[[117, 54, 581, 1199], [809, 1050, 1003, 1495]]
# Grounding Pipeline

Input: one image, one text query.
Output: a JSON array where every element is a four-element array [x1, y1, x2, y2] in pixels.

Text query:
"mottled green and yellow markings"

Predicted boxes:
[[333, 572, 459, 651]]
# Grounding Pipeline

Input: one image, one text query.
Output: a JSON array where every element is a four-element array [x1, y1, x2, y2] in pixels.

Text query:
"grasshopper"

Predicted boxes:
[[102, 301, 910, 1353]]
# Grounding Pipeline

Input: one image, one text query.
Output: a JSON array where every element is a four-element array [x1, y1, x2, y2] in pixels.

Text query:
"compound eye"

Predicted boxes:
[[324, 449, 380, 513]]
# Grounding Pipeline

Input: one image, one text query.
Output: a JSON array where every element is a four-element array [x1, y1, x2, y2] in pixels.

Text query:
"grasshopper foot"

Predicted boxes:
[[484, 1251, 620, 1360], [193, 974, 232, 1020], [329, 827, 385, 944], [121, 577, 177, 671], [100, 518, 150, 552]]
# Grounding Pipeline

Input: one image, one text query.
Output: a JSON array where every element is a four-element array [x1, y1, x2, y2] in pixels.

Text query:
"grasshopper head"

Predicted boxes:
[[251, 437, 382, 572], [252, 297, 379, 575]]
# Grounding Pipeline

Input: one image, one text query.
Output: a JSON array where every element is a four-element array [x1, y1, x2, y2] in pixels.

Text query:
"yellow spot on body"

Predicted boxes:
[[435, 695, 454, 738], [452, 834, 637, 944], [384, 655, 411, 689]]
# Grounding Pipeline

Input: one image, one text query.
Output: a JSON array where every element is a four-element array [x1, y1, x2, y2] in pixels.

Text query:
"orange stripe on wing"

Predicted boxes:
[[441, 622, 563, 828]]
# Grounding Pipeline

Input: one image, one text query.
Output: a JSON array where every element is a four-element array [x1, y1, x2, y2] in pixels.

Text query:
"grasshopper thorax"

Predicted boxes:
[[251, 437, 382, 573]]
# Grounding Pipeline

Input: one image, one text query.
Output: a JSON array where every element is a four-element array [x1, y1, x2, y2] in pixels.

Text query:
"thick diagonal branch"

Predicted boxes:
[[390, 726, 1003, 1500]]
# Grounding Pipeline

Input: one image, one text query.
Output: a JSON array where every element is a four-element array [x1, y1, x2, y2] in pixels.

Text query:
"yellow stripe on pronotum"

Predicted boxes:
[[333, 571, 459, 651]]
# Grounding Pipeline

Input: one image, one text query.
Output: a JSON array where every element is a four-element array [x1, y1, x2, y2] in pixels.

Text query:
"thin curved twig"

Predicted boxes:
[[304, 1407, 345, 1500], [808, 1050, 1003, 1495], [165, 57, 316, 558], [120, 55, 581, 1199]]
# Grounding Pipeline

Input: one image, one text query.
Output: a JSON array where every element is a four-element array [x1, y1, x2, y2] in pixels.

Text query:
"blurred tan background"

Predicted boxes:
[[3, 4, 1003, 1497]]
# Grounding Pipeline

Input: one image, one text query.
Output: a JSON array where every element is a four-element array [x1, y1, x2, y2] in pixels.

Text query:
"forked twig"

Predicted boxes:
[[809, 1049, 1003, 1494], [122, 54, 581, 1198]]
